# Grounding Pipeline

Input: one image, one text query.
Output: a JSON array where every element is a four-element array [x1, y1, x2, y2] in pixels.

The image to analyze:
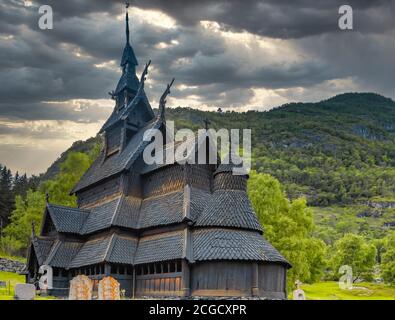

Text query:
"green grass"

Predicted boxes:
[[0, 271, 25, 300], [0, 271, 55, 300], [0, 251, 26, 263], [299, 281, 395, 300]]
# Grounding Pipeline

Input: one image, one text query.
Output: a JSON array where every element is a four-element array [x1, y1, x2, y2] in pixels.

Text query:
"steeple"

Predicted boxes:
[[120, 2, 138, 68], [113, 2, 139, 101], [126, 1, 130, 45]]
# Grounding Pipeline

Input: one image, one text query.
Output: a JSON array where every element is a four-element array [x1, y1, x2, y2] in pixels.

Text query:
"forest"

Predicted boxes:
[[0, 92, 394, 289]]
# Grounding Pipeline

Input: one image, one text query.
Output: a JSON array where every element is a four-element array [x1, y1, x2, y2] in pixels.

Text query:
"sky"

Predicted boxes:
[[0, 0, 394, 175]]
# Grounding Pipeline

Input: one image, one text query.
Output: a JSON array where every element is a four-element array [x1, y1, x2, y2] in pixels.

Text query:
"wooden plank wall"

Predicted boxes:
[[191, 262, 252, 297], [135, 272, 183, 296]]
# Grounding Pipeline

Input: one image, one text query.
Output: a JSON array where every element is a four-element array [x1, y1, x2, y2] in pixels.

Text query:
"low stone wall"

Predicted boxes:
[[0, 258, 26, 273]]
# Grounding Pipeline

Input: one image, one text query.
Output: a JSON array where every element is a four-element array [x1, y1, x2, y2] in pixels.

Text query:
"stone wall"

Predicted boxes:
[[0, 258, 25, 273]]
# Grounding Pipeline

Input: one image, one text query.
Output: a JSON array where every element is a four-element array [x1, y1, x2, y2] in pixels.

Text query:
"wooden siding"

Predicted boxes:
[[135, 272, 183, 297], [78, 177, 121, 208], [258, 264, 286, 299], [191, 261, 252, 297]]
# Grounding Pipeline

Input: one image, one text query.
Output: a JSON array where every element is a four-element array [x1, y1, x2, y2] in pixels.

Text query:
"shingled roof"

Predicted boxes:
[[45, 204, 89, 234], [138, 190, 185, 229], [31, 236, 55, 265], [100, 86, 153, 133], [45, 240, 83, 268], [193, 228, 290, 267], [195, 190, 263, 232], [72, 118, 162, 193], [43, 234, 138, 269], [134, 231, 184, 265]]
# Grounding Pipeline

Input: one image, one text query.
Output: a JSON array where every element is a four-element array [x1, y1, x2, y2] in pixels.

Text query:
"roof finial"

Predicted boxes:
[[125, 1, 130, 44], [158, 78, 175, 120], [31, 221, 36, 237]]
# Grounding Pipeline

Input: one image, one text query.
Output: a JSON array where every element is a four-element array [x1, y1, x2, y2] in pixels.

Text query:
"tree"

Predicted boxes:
[[41, 151, 92, 206], [2, 151, 96, 255], [2, 190, 45, 255], [331, 233, 377, 282], [0, 165, 14, 226], [381, 233, 395, 285], [248, 172, 327, 287]]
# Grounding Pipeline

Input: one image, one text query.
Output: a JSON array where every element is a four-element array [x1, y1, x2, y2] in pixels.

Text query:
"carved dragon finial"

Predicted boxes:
[[158, 78, 175, 120], [139, 60, 151, 88]]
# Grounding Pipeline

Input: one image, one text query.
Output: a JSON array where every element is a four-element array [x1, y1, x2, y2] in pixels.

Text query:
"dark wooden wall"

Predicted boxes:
[[135, 272, 182, 297], [191, 261, 287, 298], [78, 176, 121, 208], [258, 264, 287, 299], [191, 261, 253, 297]]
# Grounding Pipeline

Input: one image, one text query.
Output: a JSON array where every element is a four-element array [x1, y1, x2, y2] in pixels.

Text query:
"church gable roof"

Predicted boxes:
[[73, 118, 162, 193], [81, 198, 120, 234], [101, 61, 154, 134], [106, 234, 137, 265], [45, 204, 89, 234], [195, 190, 263, 232], [68, 236, 112, 268], [112, 195, 141, 229], [45, 240, 83, 268], [31, 236, 55, 265]]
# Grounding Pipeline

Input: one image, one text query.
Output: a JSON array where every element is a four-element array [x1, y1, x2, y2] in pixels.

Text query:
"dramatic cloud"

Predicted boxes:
[[0, 0, 394, 174]]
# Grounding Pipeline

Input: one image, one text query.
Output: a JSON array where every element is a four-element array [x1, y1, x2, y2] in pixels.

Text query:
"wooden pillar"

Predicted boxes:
[[181, 260, 190, 297], [284, 267, 287, 299], [251, 263, 259, 296], [132, 267, 136, 299], [104, 263, 111, 276]]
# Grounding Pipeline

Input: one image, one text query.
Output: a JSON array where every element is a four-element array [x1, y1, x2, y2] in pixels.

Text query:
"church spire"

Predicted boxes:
[[126, 1, 130, 44], [120, 1, 138, 68]]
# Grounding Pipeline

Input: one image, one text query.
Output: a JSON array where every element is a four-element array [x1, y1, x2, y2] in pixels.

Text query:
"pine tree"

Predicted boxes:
[[0, 166, 14, 226]]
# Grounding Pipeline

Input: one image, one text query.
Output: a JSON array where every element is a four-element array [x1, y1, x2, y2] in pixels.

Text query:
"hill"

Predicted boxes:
[[42, 92, 395, 206]]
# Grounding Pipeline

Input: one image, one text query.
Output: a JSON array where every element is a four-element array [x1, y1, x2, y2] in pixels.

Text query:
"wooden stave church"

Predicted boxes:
[[25, 6, 290, 299]]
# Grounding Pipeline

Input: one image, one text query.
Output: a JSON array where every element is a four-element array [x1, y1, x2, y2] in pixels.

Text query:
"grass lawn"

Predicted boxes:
[[0, 271, 55, 300], [300, 281, 395, 300]]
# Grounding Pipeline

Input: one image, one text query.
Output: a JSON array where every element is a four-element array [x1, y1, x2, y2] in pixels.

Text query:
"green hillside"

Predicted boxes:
[[41, 92, 395, 207]]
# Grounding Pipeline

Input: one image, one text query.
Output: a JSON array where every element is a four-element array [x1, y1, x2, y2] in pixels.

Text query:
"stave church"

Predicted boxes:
[[25, 3, 290, 299]]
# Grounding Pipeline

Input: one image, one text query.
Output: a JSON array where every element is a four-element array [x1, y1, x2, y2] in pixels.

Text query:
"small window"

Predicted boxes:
[[143, 265, 149, 275], [137, 266, 142, 276], [53, 268, 59, 277], [100, 265, 105, 274], [126, 266, 132, 275], [176, 261, 182, 272], [111, 265, 117, 274], [154, 263, 162, 274], [119, 265, 125, 275], [148, 264, 154, 275], [170, 262, 176, 273], [163, 263, 168, 273], [96, 265, 100, 275]]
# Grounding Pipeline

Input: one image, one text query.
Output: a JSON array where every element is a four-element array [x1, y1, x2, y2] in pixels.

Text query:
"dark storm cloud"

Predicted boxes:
[[0, 0, 394, 122]]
